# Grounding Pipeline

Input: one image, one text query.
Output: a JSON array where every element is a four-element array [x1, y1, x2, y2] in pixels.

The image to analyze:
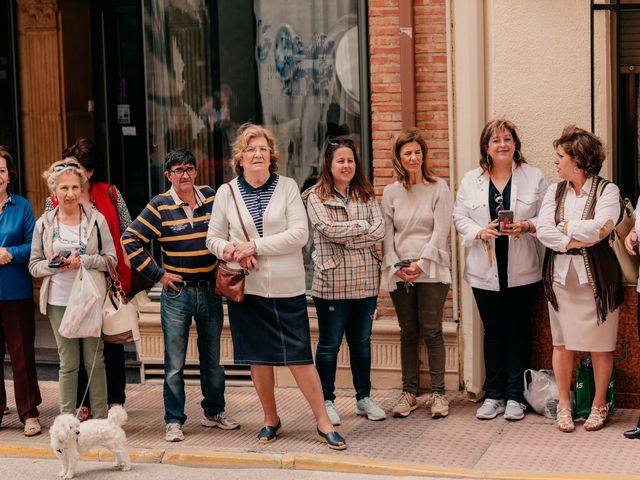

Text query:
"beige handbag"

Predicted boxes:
[[609, 198, 640, 285], [102, 256, 140, 343]]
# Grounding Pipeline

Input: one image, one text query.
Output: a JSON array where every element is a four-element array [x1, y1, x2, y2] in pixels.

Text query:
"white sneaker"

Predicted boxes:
[[325, 400, 341, 426], [475, 398, 506, 420], [355, 396, 386, 421], [165, 422, 184, 442], [504, 400, 526, 421], [201, 411, 241, 430]]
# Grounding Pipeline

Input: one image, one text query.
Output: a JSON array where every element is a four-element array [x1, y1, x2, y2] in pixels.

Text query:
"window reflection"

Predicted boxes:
[[143, 0, 364, 285]]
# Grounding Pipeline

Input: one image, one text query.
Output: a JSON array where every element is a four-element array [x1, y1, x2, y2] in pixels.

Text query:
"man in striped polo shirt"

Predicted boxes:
[[122, 149, 239, 442]]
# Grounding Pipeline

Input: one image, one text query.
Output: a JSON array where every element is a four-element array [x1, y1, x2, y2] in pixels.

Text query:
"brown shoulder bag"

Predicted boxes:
[[215, 183, 249, 302]]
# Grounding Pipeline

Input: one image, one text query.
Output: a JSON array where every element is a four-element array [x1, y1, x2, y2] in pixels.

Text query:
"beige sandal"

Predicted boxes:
[[584, 405, 609, 431], [556, 407, 575, 433], [24, 417, 41, 437]]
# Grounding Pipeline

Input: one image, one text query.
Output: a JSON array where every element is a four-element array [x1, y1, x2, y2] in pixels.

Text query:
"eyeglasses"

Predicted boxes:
[[494, 193, 504, 215], [53, 162, 81, 173], [243, 146, 271, 155], [170, 166, 196, 176]]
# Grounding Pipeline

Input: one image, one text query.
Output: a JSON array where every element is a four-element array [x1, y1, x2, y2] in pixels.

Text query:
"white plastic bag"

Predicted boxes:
[[59, 262, 103, 338], [523, 369, 559, 419]]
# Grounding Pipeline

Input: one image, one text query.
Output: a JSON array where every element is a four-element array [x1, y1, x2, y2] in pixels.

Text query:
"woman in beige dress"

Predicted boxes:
[[537, 125, 622, 433]]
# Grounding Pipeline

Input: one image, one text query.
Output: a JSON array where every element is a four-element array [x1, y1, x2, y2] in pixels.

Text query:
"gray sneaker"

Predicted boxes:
[[324, 400, 341, 426], [201, 411, 240, 430], [355, 397, 386, 421], [165, 422, 184, 442], [504, 400, 526, 421], [476, 398, 506, 420]]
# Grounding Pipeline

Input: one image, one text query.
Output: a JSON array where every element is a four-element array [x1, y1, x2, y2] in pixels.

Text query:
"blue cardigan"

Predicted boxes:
[[0, 194, 35, 301]]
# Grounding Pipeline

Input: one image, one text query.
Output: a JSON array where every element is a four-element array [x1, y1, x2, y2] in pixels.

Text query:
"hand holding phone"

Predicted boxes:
[[394, 259, 412, 268], [48, 250, 72, 268], [497, 210, 514, 234]]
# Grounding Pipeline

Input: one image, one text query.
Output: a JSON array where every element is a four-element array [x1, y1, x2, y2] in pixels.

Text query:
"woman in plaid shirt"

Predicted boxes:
[[303, 137, 386, 426]]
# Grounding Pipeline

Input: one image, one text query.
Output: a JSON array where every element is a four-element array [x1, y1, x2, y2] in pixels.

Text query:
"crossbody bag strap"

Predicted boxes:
[[228, 182, 251, 242], [102, 254, 128, 302]]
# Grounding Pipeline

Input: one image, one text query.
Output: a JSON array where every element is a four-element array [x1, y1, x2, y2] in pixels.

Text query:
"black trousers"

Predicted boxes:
[[472, 282, 539, 403], [77, 341, 126, 407]]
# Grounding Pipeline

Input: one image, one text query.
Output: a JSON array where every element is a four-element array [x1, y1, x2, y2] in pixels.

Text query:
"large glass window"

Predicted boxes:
[[143, 0, 368, 285], [143, 0, 367, 194]]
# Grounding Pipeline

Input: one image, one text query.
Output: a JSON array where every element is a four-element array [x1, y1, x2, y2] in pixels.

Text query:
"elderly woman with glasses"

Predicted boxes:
[[453, 119, 547, 421], [302, 136, 385, 426], [29, 160, 117, 419], [206, 124, 346, 450]]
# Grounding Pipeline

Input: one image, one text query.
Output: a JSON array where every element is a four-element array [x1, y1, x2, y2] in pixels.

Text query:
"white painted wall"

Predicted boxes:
[[484, 0, 592, 181]]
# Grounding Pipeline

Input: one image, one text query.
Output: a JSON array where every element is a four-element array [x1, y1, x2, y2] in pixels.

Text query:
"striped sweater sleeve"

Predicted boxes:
[[122, 199, 164, 283]]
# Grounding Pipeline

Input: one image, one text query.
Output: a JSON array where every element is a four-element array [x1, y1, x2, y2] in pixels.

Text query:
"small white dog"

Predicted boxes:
[[50, 406, 131, 479]]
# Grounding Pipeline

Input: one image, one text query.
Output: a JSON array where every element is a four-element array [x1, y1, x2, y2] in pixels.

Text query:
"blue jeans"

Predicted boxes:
[[313, 296, 377, 401], [160, 285, 225, 425]]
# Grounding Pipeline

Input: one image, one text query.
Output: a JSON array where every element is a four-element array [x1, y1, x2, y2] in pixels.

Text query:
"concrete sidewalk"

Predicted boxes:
[[1, 381, 639, 479]]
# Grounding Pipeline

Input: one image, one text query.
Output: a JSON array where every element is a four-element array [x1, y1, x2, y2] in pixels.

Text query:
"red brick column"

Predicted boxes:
[[369, 0, 451, 320]]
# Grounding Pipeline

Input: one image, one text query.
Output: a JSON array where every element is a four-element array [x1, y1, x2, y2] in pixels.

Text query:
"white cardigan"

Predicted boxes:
[[453, 163, 547, 291], [206, 175, 308, 297]]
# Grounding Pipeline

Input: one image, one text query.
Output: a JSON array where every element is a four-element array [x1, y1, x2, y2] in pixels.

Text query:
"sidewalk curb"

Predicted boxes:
[[1, 441, 638, 480]]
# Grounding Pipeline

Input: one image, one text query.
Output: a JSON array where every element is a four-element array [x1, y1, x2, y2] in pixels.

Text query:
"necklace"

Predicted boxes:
[[54, 208, 86, 254]]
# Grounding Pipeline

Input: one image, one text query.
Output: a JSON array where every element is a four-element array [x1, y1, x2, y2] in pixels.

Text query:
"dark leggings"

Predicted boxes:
[[77, 341, 126, 407]]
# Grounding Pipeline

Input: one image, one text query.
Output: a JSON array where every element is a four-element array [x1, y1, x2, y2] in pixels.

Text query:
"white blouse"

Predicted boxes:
[[536, 177, 620, 285]]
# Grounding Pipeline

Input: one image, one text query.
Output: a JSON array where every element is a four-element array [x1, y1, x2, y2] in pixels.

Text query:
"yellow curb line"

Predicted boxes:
[[0, 442, 638, 480], [0, 443, 164, 464], [279, 452, 640, 480], [162, 449, 282, 468]]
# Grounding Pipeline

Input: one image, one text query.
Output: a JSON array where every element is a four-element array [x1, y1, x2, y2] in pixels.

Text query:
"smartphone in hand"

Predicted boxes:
[[497, 210, 514, 233], [394, 259, 412, 268], [48, 250, 72, 268]]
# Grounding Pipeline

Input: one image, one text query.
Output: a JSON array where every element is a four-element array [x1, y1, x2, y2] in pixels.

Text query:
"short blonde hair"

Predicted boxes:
[[231, 123, 279, 177], [43, 158, 87, 193]]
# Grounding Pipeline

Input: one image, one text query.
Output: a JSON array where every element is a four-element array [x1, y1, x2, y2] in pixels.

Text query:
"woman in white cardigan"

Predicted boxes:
[[453, 119, 547, 422], [206, 124, 346, 450]]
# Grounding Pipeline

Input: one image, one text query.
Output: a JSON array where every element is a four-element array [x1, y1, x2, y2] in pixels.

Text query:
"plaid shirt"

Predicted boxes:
[[303, 187, 384, 299]]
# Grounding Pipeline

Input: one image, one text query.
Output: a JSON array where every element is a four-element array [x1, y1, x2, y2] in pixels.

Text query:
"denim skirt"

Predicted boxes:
[[227, 293, 313, 366]]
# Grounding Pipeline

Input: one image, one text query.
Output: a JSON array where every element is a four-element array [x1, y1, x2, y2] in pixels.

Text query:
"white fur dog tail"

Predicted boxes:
[[107, 406, 128, 427]]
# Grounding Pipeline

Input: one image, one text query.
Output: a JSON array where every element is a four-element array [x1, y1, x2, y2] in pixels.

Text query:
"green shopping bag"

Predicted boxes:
[[573, 343, 626, 419]]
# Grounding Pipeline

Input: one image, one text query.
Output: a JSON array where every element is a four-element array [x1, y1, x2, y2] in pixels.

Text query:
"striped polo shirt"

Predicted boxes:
[[237, 173, 278, 237], [122, 185, 218, 282]]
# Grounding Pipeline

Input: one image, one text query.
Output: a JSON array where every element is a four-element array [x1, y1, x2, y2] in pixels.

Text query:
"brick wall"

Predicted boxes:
[[368, 0, 452, 320]]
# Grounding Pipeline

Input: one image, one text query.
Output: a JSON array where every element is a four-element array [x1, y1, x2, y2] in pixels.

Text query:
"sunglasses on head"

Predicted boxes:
[[53, 162, 81, 173], [494, 193, 504, 215], [327, 138, 355, 148]]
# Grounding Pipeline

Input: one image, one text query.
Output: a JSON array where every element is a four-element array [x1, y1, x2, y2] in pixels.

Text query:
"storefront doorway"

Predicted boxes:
[[91, 0, 149, 219], [0, 0, 21, 189]]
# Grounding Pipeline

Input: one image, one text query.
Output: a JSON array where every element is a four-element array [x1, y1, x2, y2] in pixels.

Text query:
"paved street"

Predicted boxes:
[[0, 458, 466, 480], [0, 381, 639, 479]]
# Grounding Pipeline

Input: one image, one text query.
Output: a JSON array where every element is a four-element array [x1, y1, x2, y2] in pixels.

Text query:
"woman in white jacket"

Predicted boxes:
[[453, 119, 547, 421], [206, 124, 346, 450]]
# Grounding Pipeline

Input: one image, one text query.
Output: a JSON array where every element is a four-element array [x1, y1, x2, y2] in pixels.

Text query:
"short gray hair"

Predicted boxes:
[[42, 158, 87, 193]]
